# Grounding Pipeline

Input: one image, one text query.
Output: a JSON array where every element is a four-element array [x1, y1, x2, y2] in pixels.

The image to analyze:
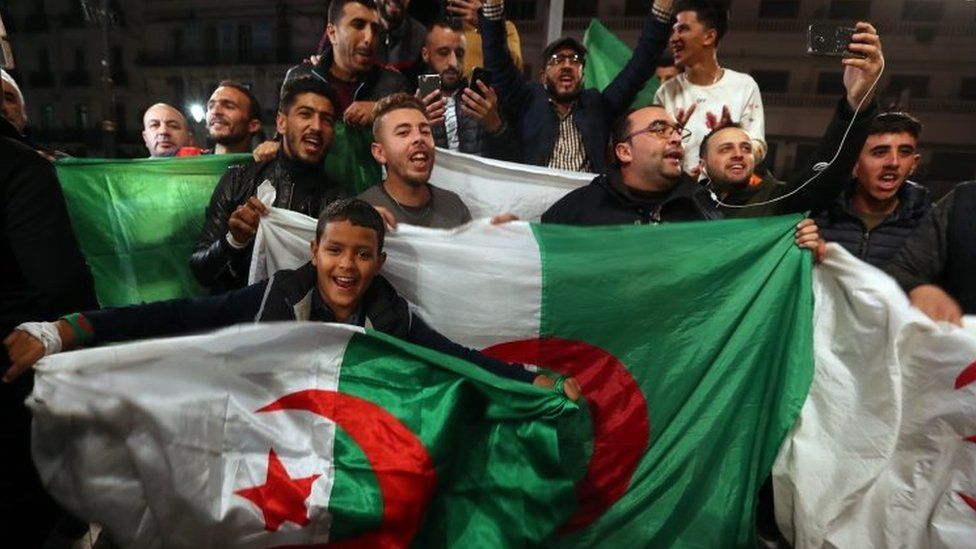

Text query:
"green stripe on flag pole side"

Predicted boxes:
[[583, 19, 660, 109], [533, 217, 814, 547], [335, 329, 585, 546], [55, 154, 251, 307]]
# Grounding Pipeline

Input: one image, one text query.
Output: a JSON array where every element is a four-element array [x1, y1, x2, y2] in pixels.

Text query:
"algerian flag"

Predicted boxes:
[[31, 323, 582, 548], [249, 210, 814, 545], [583, 19, 661, 109]]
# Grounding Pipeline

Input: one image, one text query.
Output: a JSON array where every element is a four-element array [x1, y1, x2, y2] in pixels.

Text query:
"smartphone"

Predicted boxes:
[[469, 67, 491, 96], [418, 74, 442, 99], [807, 23, 858, 57]]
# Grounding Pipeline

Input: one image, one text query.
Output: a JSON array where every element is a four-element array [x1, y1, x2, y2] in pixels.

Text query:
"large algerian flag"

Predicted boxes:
[[249, 210, 976, 546], [583, 19, 661, 109], [31, 323, 583, 548], [250, 211, 815, 546]]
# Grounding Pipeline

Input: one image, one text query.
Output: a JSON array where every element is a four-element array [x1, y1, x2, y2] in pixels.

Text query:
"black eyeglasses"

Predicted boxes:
[[547, 53, 584, 67], [623, 120, 691, 142]]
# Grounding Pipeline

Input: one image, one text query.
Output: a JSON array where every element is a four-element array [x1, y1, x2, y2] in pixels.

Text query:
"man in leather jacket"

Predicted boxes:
[[190, 76, 347, 294]]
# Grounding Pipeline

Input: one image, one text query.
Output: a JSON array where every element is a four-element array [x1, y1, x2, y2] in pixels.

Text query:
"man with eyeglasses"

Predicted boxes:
[[478, 0, 675, 173], [541, 106, 719, 225]]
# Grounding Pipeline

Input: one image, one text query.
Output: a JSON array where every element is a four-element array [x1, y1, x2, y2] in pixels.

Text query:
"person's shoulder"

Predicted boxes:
[[0, 136, 57, 187], [656, 74, 685, 99], [429, 184, 464, 203], [357, 184, 386, 202], [722, 68, 759, 87]]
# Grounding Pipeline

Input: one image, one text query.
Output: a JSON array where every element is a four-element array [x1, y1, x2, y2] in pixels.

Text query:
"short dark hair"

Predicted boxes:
[[699, 122, 746, 159], [426, 18, 463, 38], [216, 80, 263, 123], [279, 75, 338, 114], [607, 105, 672, 165], [371, 92, 428, 139], [315, 198, 386, 251], [870, 111, 923, 140], [673, 0, 729, 44], [328, 0, 377, 24]]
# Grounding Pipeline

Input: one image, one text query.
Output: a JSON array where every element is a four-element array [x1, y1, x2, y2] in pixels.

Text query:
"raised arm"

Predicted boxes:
[[600, 0, 675, 117], [478, 0, 535, 121], [773, 22, 883, 214]]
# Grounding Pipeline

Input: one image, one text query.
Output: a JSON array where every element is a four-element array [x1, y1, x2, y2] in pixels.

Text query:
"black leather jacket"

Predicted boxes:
[[189, 153, 346, 294]]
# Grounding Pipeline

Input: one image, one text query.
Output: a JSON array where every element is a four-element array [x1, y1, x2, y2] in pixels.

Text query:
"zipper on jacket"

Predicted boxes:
[[858, 230, 870, 258]]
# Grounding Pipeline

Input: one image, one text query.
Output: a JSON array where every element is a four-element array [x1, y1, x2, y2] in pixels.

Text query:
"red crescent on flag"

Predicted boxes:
[[484, 338, 649, 532], [258, 389, 438, 548]]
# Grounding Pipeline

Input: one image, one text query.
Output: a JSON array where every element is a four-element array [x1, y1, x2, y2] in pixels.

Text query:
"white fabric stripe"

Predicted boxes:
[[30, 323, 360, 548], [382, 220, 542, 350], [774, 244, 976, 549], [429, 147, 591, 222], [251, 212, 543, 350]]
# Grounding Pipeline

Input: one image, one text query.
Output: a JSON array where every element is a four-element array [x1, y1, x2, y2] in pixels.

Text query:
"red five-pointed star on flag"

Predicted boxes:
[[235, 448, 321, 531]]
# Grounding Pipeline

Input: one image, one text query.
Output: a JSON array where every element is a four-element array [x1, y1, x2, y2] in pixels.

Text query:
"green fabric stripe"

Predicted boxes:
[[55, 154, 250, 306], [536, 216, 814, 547], [583, 19, 660, 109], [335, 329, 584, 546]]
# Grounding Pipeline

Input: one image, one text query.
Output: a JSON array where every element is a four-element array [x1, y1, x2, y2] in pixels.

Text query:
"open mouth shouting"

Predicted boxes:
[[408, 149, 432, 172], [301, 132, 324, 157], [877, 171, 902, 191]]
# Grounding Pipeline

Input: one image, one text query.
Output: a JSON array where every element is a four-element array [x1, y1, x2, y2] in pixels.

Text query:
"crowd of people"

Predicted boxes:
[[2, 0, 975, 546]]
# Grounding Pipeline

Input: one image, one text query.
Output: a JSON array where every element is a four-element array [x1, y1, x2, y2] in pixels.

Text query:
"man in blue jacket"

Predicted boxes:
[[478, 0, 673, 173]]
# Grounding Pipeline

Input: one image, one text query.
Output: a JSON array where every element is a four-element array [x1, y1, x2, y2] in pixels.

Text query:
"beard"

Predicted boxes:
[[544, 75, 583, 104], [440, 68, 462, 92]]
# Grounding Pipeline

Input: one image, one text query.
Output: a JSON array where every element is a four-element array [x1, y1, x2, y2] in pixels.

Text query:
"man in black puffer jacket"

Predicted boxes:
[[884, 180, 976, 325], [190, 77, 347, 294], [814, 112, 931, 268]]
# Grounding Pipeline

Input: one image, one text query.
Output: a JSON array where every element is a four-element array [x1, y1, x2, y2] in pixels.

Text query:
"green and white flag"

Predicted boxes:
[[249, 209, 976, 546], [248, 211, 814, 546], [31, 323, 582, 548]]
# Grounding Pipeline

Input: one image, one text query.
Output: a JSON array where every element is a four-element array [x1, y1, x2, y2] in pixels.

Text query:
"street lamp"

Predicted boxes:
[[189, 103, 205, 123]]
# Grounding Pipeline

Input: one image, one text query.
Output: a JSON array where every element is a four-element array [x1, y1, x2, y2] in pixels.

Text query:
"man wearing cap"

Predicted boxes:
[[478, 0, 674, 173]]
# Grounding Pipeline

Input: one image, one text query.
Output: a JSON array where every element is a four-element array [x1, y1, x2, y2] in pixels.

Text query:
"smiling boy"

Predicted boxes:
[[4, 199, 579, 399]]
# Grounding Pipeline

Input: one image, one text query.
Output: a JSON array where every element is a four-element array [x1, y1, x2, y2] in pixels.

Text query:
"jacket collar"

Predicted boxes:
[[831, 179, 931, 222]]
